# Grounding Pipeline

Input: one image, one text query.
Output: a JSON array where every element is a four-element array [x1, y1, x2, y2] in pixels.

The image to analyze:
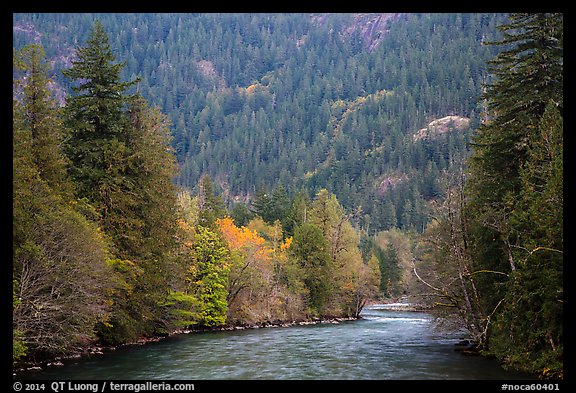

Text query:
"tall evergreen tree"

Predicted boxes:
[[196, 174, 226, 229], [61, 21, 181, 344], [489, 101, 563, 377], [465, 13, 563, 377], [16, 44, 69, 195], [468, 13, 562, 209], [291, 222, 332, 316], [13, 44, 113, 362], [62, 20, 139, 216]]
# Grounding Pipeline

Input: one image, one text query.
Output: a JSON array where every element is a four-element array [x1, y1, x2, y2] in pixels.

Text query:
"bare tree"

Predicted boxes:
[[14, 209, 113, 357], [411, 170, 507, 348]]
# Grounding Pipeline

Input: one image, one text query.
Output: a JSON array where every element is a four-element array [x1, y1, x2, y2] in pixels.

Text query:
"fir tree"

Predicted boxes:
[[15, 44, 69, 195], [61, 21, 181, 344], [62, 20, 139, 214], [465, 13, 563, 377]]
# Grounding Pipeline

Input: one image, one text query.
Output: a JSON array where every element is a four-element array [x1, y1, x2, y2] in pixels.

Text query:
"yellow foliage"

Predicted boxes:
[[280, 236, 293, 251], [245, 83, 258, 94]]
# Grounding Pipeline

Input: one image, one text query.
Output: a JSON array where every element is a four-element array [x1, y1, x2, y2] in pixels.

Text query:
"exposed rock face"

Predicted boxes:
[[413, 115, 470, 142], [311, 13, 405, 52], [13, 21, 43, 43], [195, 59, 227, 89], [376, 173, 408, 196], [344, 13, 405, 52]]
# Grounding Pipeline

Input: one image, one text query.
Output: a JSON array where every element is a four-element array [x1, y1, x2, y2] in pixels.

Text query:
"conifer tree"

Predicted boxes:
[[62, 20, 139, 215], [468, 13, 562, 209], [61, 21, 180, 344], [465, 13, 563, 377], [291, 222, 331, 316], [16, 44, 69, 195], [196, 174, 226, 229], [489, 101, 563, 377], [13, 44, 113, 361]]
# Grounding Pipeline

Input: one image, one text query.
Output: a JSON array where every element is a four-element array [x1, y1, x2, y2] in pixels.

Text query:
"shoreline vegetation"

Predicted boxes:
[[14, 315, 360, 376], [14, 299, 436, 376]]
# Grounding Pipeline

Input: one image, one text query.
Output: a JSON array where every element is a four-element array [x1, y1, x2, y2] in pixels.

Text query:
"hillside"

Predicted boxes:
[[12, 12, 508, 233]]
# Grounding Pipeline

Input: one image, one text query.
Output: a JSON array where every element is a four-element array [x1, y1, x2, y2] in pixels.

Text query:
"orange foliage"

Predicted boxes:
[[245, 83, 258, 95], [216, 217, 265, 250], [280, 236, 293, 251]]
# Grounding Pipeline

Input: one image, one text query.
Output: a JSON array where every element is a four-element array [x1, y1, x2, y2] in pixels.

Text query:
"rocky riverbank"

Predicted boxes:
[[14, 316, 359, 376], [176, 316, 359, 334]]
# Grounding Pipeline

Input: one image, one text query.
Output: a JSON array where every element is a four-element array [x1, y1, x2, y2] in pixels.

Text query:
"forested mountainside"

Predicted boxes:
[[13, 13, 563, 378], [12, 13, 508, 233]]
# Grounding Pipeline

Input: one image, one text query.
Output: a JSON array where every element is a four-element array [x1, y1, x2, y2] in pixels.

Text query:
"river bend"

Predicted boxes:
[[19, 304, 532, 380]]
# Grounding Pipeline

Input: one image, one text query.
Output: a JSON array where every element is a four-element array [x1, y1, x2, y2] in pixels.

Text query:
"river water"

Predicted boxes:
[[18, 304, 532, 380]]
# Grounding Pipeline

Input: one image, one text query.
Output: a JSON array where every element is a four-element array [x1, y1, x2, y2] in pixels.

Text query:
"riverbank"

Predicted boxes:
[[14, 316, 359, 376], [15, 304, 536, 380]]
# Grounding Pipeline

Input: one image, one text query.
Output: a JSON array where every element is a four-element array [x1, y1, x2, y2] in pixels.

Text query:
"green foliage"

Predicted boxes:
[[157, 291, 199, 329], [488, 102, 563, 378], [13, 13, 508, 234], [291, 223, 332, 316], [195, 175, 226, 229], [13, 43, 114, 361], [229, 202, 255, 227], [189, 226, 230, 327], [14, 44, 69, 195], [59, 21, 182, 345], [13, 14, 516, 370], [464, 13, 563, 377], [376, 243, 402, 297]]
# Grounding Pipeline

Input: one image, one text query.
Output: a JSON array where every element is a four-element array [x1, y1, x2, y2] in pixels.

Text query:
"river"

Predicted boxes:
[[18, 304, 533, 380]]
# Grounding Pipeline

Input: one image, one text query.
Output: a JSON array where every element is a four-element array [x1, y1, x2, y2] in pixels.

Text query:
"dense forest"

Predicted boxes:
[[13, 13, 508, 233], [13, 13, 562, 379], [13, 21, 381, 367]]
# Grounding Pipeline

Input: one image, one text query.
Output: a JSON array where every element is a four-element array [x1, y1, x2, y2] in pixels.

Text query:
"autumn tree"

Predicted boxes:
[[307, 189, 380, 317], [217, 217, 273, 324]]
